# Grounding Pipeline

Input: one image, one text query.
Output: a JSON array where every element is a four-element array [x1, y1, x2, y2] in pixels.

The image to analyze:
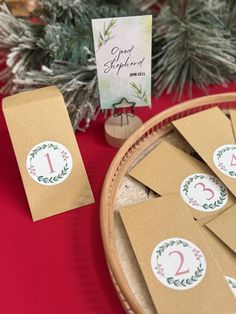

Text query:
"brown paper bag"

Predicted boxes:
[[3, 86, 94, 221], [129, 141, 234, 219], [120, 194, 236, 314], [206, 205, 236, 253], [197, 215, 236, 298], [173, 107, 236, 197]]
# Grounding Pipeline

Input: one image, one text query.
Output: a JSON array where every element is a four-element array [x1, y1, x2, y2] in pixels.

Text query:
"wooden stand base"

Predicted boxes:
[[104, 114, 143, 148]]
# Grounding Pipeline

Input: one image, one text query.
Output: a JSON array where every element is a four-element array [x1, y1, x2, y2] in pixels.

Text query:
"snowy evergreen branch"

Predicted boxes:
[[152, 0, 236, 98], [0, 0, 133, 130], [2, 0, 236, 129]]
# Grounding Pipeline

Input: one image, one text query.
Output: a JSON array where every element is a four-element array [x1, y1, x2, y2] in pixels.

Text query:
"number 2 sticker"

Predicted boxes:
[[151, 238, 207, 290], [180, 173, 228, 212], [168, 250, 190, 276], [26, 141, 73, 185]]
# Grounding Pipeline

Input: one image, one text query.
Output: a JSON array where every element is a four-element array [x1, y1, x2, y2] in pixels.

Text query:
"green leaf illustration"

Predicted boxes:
[[97, 19, 117, 49], [130, 81, 149, 105]]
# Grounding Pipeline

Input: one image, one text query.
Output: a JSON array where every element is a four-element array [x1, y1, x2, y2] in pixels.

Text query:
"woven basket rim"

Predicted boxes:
[[100, 92, 236, 313]]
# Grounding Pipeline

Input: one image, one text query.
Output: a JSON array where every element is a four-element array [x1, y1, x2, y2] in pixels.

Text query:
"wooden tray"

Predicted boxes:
[[100, 93, 236, 314]]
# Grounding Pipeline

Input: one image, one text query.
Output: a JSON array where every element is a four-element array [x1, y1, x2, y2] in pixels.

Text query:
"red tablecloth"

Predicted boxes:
[[1, 83, 236, 314]]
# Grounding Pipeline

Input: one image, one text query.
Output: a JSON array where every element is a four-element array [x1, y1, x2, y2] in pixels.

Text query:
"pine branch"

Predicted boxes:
[[0, 0, 135, 130], [152, 0, 236, 98], [4, 0, 236, 129], [16, 60, 98, 131], [0, 2, 46, 93], [41, 0, 94, 25]]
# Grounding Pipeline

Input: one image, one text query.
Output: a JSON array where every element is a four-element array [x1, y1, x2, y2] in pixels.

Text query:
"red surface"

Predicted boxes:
[[1, 83, 236, 314]]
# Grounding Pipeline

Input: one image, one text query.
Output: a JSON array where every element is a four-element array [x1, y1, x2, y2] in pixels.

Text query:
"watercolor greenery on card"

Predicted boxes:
[[92, 15, 152, 109]]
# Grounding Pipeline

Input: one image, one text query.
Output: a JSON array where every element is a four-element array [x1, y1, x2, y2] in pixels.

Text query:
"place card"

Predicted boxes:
[[92, 15, 152, 109]]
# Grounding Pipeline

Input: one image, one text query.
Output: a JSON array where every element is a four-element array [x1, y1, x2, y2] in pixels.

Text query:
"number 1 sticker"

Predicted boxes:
[[26, 141, 73, 185], [180, 173, 228, 212], [151, 238, 207, 290]]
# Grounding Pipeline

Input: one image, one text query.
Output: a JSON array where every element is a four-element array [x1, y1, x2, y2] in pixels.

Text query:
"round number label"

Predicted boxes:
[[151, 238, 207, 290], [180, 173, 228, 212], [213, 144, 236, 178], [226, 276, 236, 298], [26, 141, 73, 185]]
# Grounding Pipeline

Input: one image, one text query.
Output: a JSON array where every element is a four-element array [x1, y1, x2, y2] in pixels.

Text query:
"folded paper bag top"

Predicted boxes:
[[3, 86, 94, 221]]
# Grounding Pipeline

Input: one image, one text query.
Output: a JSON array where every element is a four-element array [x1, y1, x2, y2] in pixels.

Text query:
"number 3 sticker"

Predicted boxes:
[[151, 238, 207, 290], [180, 173, 228, 212], [26, 141, 73, 185]]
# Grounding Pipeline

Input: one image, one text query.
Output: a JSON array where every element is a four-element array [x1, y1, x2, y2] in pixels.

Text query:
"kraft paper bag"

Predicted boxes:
[[129, 141, 235, 220], [3, 86, 94, 221], [197, 217, 236, 298], [230, 109, 236, 140], [173, 107, 236, 197], [206, 204, 236, 253], [119, 194, 236, 314]]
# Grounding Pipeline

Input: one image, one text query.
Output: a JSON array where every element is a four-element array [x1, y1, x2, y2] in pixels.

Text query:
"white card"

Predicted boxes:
[[92, 15, 152, 109]]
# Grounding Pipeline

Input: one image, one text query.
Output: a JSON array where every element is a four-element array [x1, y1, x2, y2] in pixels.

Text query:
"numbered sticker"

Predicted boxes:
[[26, 141, 73, 185], [225, 276, 236, 298], [213, 144, 236, 178], [151, 238, 206, 290], [180, 173, 228, 212]]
